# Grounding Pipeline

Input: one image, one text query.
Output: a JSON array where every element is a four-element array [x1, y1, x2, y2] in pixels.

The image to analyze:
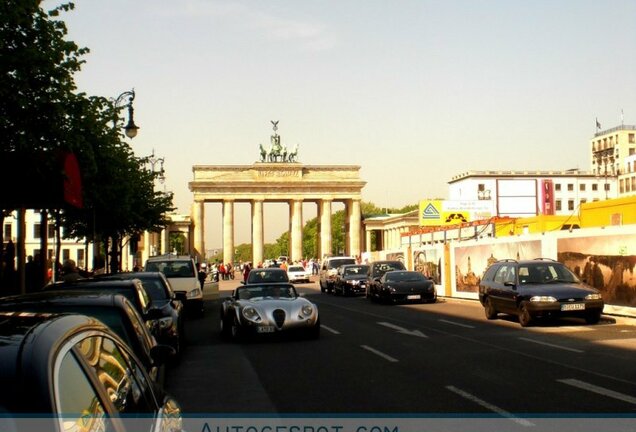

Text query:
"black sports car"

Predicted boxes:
[[370, 270, 436, 304]]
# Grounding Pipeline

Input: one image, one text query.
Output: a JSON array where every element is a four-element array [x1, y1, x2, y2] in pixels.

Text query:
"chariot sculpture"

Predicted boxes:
[[259, 121, 299, 163]]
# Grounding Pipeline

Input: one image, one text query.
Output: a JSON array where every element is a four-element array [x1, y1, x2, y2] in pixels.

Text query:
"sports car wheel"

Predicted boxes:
[[518, 302, 533, 327], [230, 316, 243, 341], [308, 318, 321, 339], [219, 314, 231, 339], [484, 298, 498, 320]]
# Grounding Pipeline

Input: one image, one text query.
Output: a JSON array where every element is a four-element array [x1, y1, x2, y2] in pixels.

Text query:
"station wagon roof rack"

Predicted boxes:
[[533, 257, 557, 262], [496, 259, 518, 263]]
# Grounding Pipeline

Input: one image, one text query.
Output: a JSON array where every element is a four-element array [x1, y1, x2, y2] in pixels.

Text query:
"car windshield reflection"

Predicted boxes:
[[237, 285, 296, 299]]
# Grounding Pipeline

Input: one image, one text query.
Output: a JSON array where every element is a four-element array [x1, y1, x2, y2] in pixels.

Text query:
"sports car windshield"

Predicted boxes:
[[237, 285, 296, 299], [385, 271, 426, 282]]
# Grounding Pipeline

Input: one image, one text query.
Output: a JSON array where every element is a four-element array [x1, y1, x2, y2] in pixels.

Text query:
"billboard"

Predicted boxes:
[[496, 179, 538, 217], [419, 200, 493, 226]]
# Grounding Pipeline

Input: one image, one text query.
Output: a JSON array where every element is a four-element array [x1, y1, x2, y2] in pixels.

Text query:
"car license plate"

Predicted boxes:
[[561, 303, 585, 311], [407, 294, 421, 300], [257, 326, 275, 333]]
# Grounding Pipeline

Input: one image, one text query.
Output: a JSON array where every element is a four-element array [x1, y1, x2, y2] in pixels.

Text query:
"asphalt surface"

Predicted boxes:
[[165, 275, 636, 419]]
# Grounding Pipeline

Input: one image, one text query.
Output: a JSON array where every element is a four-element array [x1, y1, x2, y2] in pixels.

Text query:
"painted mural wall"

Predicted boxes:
[[557, 235, 636, 307], [412, 247, 443, 286], [453, 240, 542, 293]]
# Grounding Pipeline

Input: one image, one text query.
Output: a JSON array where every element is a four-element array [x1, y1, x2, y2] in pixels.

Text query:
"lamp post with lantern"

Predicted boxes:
[[112, 88, 140, 139]]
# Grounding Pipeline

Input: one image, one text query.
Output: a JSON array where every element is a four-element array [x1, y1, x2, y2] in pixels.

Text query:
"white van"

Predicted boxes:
[[145, 255, 203, 315]]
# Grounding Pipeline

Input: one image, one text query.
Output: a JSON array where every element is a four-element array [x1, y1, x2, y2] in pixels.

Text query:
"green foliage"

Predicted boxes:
[[1, 0, 175, 271]]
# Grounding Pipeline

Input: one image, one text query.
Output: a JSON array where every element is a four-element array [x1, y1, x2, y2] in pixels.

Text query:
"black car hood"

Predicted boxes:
[[519, 283, 598, 299], [384, 281, 432, 293]]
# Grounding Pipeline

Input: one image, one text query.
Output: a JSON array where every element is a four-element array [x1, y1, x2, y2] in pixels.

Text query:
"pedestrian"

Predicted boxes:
[[25, 255, 37, 292], [242, 262, 251, 283], [198, 263, 207, 290], [61, 259, 82, 282]]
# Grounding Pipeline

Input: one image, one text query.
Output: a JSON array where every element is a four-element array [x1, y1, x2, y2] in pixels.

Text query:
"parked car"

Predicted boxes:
[[0, 290, 174, 383], [319, 256, 357, 293], [287, 264, 311, 284], [0, 311, 183, 431], [366, 260, 407, 299], [220, 283, 320, 341], [478, 258, 605, 327], [244, 267, 289, 284], [145, 255, 204, 316], [334, 264, 370, 296], [43, 278, 158, 336], [369, 270, 436, 304], [92, 271, 186, 359]]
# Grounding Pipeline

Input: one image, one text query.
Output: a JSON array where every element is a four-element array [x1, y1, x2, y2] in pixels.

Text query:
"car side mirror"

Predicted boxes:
[[240, 281, 246, 285], [174, 292, 187, 303], [504, 281, 517, 289], [150, 344, 176, 366]]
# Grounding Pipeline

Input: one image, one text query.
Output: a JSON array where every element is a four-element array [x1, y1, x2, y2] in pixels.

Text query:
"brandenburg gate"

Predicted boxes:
[[188, 123, 366, 264]]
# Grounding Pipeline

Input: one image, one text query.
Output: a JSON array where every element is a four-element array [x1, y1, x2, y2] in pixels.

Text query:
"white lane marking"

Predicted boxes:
[[360, 345, 399, 363], [446, 386, 534, 427], [377, 321, 428, 338], [438, 319, 475, 329], [320, 324, 341, 335], [518, 337, 584, 353], [558, 379, 636, 405]]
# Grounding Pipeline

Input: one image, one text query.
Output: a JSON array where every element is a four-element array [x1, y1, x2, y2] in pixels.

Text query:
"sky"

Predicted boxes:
[[54, 0, 636, 251]]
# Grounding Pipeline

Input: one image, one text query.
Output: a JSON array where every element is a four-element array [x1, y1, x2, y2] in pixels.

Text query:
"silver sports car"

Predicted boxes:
[[220, 283, 320, 340]]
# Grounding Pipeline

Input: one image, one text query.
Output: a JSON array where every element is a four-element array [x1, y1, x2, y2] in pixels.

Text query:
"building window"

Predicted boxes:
[[478, 183, 485, 191], [555, 200, 562, 211], [632, 177, 636, 191], [62, 249, 70, 262], [555, 183, 561, 191], [48, 224, 55, 238], [580, 198, 587, 204], [593, 198, 599, 202], [629, 147, 635, 155], [627, 180, 632, 192], [568, 200, 574, 211], [33, 223, 41, 239], [620, 179, 625, 193], [629, 134, 635, 144], [579, 183, 586, 191], [592, 184, 598, 191], [567, 184, 574, 191], [3, 224, 11, 240], [605, 183, 611, 191]]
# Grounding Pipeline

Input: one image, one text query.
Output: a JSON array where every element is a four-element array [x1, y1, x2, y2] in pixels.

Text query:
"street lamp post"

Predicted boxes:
[[100, 89, 140, 273], [145, 149, 165, 256], [112, 89, 140, 139], [147, 149, 165, 184]]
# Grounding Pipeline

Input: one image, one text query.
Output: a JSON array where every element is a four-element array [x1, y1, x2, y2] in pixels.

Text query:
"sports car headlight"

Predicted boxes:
[[585, 293, 602, 300], [242, 306, 262, 322], [530, 296, 557, 302], [300, 304, 314, 317]]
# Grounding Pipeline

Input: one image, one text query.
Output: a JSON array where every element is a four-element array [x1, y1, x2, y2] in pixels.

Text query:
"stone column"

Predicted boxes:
[[319, 199, 332, 258], [290, 200, 303, 262], [365, 229, 372, 253], [192, 200, 204, 261], [349, 199, 361, 258], [222, 200, 234, 265], [252, 200, 264, 266]]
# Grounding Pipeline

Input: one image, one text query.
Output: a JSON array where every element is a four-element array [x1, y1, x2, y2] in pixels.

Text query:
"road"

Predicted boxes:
[[165, 276, 636, 422]]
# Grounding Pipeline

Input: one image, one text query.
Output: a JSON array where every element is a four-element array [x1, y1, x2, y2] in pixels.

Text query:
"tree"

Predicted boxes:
[[1, 1, 175, 277]]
